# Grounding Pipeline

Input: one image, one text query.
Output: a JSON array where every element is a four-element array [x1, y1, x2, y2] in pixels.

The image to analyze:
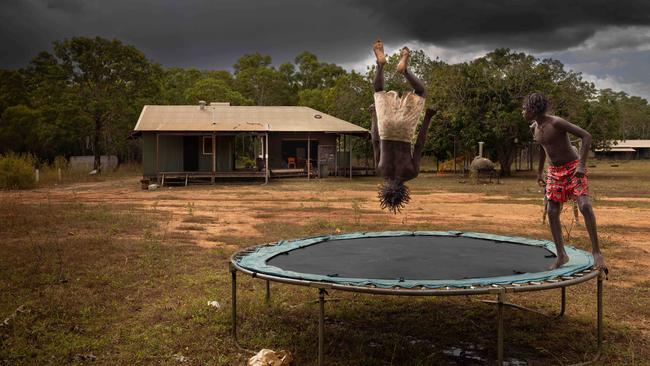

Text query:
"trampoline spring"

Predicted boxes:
[[530, 281, 542, 285], [575, 273, 584, 277]]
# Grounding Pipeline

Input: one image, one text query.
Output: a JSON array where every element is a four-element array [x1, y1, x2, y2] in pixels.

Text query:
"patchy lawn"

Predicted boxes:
[[1, 160, 649, 365]]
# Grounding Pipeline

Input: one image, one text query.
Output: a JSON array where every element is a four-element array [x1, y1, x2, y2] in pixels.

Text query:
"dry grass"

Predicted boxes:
[[1, 159, 649, 365]]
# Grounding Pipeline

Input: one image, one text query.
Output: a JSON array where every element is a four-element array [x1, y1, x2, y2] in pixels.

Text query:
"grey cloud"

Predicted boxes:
[[350, 0, 650, 52], [580, 26, 650, 52], [44, 0, 86, 13], [0, 0, 395, 69]]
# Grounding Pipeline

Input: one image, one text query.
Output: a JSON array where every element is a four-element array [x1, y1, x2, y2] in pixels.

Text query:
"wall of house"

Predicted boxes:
[[159, 135, 184, 172], [198, 136, 213, 172], [142, 133, 156, 177], [142, 133, 230, 176], [216, 135, 234, 171], [142, 133, 184, 176], [142, 132, 360, 176]]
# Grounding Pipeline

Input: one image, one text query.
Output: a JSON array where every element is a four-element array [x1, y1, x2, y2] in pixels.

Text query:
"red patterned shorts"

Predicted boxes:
[[546, 160, 588, 203]]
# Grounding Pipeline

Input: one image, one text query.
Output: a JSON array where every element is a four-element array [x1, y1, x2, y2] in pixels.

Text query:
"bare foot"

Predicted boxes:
[[593, 252, 609, 277], [396, 46, 410, 74], [373, 39, 386, 65], [549, 254, 569, 270]]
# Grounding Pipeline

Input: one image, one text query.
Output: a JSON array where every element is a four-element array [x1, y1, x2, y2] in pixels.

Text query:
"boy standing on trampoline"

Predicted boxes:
[[370, 39, 435, 213], [523, 92, 607, 273]]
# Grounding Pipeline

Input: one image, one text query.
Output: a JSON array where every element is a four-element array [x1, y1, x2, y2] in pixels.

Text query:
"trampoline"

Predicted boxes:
[[230, 231, 604, 365]]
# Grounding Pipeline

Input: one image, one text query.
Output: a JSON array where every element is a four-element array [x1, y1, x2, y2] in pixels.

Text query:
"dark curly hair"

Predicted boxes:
[[523, 92, 548, 115], [378, 178, 411, 214]]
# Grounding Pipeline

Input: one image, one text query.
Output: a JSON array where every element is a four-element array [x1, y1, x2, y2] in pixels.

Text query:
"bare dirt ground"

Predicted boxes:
[[9, 175, 650, 282], [3, 171, 650, 365]]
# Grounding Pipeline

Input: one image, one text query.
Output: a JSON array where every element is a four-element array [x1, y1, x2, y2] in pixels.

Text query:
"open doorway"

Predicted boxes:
[[281, 140, 318, 169], [183, 136, 199, 171]]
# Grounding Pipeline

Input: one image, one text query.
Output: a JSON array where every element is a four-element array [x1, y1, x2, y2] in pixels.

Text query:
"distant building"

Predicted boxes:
[[594, 140, 650, 160], [131, 102, 370, 184], [69, 155, 118, 171]]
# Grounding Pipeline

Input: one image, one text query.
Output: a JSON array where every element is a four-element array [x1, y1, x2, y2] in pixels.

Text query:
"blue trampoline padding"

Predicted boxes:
[[235, 231, 594, 289]]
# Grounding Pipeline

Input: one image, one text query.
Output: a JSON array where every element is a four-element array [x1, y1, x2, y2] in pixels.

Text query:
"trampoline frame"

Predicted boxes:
[[230, 238, 604, 366]]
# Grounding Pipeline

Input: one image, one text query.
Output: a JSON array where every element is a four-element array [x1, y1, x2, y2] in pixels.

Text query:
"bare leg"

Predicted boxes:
[[374, 62, 384, 92], [373, 40, 385, 92], [369, 105, 380, 168], [404, 69, 426, 97], [577, 195, 608, 273], [547, 200, 569, 269], [397, 47, 426, 97]]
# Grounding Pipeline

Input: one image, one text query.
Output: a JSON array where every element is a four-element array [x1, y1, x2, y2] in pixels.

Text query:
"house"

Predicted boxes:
[[132, 102, 370, 184], [594, 140, 650, 160]]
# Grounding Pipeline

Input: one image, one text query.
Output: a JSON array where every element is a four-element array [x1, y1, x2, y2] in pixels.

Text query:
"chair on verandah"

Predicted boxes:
[[287, 157, 297, 169]]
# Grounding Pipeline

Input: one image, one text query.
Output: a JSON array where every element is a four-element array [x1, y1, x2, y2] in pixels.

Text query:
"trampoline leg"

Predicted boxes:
[[265, 280, 271, 305], [568, 272, 604, 366], [497, 291, 505, 366], [558, 287, 566, 318], [597, 274, 603, 357], [318, 289, 326, 366], [231, 269, 238, 342]]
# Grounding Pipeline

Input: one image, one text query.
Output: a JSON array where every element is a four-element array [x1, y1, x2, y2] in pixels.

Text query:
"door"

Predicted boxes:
[[183, 136, 199, 172]]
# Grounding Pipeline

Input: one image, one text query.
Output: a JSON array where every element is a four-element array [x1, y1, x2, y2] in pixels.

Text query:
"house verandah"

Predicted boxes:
[[134, 104, 372, 185]]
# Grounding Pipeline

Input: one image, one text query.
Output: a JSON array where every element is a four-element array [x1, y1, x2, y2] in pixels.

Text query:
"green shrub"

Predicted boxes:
[[53, 155, 69, 170], [0, 153, 36, 189], [236, 156, 256, 169]]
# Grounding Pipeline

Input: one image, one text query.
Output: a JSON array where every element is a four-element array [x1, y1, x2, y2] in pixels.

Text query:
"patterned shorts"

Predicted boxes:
[[546, 159, 588, 203]]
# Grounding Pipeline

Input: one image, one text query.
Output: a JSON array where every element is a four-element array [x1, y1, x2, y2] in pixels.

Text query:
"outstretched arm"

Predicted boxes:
[[369, 104, 380, 168], [412, 108, 435, 168], [555, 118, 592, 177]]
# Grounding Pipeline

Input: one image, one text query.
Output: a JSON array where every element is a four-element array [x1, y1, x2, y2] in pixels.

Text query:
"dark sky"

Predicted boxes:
[[2, 0, 650, 99]]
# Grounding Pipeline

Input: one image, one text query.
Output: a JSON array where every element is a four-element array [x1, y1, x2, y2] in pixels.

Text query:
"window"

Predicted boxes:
[[203, 136, 213, 155]]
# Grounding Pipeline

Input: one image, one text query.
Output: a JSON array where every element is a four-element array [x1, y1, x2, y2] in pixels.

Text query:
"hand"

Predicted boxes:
[[574, 165, 586, 178], [537, 174, 545, 187]]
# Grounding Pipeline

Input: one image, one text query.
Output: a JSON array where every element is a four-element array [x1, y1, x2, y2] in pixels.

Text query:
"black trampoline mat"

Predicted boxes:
[[267, 236, 557, 280]]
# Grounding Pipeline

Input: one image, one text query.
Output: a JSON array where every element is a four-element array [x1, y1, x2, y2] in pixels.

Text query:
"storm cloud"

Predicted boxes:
[[1, 0, 649, 99], [351, 0, 650, 52]]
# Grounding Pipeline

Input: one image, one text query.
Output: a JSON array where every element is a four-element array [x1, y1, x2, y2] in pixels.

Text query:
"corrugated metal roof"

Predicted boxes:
[[612, 140, 650, 148], [133, 105, 369, 134], [595, 147, 636, 152]]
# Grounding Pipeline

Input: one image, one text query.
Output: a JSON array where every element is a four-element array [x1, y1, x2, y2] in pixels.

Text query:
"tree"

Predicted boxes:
[[0, 70, 28, 116], [294, 52, 345, 90], [233, 53, 295, 105], [32, 37, 162, 170], [428, 49, 596, 176], [159, 67, 204, 105], [0, 105, 40, 154], [617, 94, 650, 139], [582, 89, 623, 150], [184, 78, 253, 106]]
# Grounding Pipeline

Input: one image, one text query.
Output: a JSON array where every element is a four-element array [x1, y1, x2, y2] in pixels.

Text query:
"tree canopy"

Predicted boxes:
[[1, 37, 647, 175]]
